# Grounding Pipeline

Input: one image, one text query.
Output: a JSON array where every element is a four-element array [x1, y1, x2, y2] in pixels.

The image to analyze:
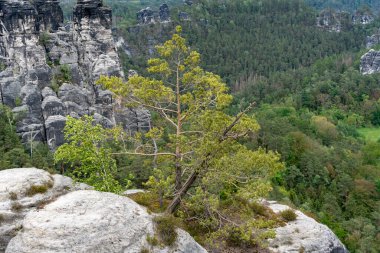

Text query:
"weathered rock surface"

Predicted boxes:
[[0, 0, 150, 150], [360, 49, 380, 75], [0, 168, 90, 252], [5, 190, 207, 253], [366, 29, 380, 49], [266, 201, 347, 253]]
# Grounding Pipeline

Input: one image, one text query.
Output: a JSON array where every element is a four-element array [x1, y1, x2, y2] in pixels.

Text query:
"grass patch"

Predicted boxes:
[[279, 209, 297, 222], [0, 214, 4, 224], [358, 127, 380, 142], [153, 215, 179, 247], [26, 183, 51, 197]]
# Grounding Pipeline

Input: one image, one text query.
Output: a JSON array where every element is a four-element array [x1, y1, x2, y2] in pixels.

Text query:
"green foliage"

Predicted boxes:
[[358, 127, 380, 142], [279, 209, 297, 222], [38, 32, 51, 47], [54, 115, 122, 193], [99, 27, 282, 217], [153, 215, 179, 246]]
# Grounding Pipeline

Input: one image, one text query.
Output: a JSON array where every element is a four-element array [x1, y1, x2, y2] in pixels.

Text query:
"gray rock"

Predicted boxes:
[[5, 190, 208, 253], [366, 29, 380, 49], [267, 201, 348, 253], [41, 96, 65, 119], [0, 168, 90, 252], [360, 49, 380, 75], [45, 115, 67, 150]]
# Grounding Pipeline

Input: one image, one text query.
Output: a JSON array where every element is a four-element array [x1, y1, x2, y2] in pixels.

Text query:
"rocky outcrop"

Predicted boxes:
[[366, 29, 380, 49], [360, 49, 380, 75], [352, 10, 374, 25], [316, 10, 350, 32], [137, 4, 171, 25], [0, 168, 90, 252], [5, 190, 207, 253], [0, 0, 150, 150], [266, 201, 347, 253]]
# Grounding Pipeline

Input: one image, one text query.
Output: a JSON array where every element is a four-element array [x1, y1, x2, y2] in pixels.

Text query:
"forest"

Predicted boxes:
[[1, 0, 380, 252]]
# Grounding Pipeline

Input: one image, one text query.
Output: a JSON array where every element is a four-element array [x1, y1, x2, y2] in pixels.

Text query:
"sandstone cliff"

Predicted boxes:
[[0, 0, 150, 150]]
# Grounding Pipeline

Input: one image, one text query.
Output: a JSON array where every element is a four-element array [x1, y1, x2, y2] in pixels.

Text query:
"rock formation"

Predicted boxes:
[[0, 168, 206, 253], [366, 29, 380, 49], [352, 10, 374, 25], [0, 0, 150, 150], [137, 4, 171, 25], [360, 49, 380, 75], [0, 168, 90, 252], [266, 201, 348, 253]]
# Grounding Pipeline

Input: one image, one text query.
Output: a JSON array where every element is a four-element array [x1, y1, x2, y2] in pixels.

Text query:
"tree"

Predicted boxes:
[[98, 26, 283, 213], [54, 115, 122, 193]]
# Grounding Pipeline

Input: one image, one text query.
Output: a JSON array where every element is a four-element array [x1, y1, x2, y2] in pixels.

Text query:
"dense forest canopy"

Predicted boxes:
[[306, 0, 380, 12]]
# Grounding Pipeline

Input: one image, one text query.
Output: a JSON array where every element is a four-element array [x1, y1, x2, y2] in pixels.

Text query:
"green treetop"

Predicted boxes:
[[98, 26, 283, 214]]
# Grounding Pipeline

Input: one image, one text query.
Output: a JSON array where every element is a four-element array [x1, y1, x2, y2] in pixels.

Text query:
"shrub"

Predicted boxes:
[[153, 215, 178, 246], [249, 201, 268, 216], [279, 209, 297, 222], [9, 192, 17, 200], [26, 184, 49, 197], [225, 225, 256, 248]]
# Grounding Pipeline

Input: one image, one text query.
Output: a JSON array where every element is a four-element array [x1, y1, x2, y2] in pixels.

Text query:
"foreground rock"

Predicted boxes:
[[360, 49, 380, 75], [0, 168, 90, 252], [267, 201, 347, 253], [6, 190, 207, 253]]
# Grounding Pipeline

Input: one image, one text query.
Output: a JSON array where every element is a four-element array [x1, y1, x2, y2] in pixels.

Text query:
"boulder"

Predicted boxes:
[[5, 190, 207, 253], [267, 201, 347, 253], [0, 168, 90, 252]]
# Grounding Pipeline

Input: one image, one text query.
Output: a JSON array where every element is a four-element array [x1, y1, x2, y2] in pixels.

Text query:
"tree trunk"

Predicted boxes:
[[166, 170, 199, 214]]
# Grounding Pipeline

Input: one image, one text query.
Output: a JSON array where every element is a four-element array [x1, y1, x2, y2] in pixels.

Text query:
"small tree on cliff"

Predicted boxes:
[[98, 26, 283, 213]]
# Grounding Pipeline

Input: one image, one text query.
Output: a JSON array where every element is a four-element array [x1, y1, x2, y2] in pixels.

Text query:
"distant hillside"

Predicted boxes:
[[306, 0, 380, 13]]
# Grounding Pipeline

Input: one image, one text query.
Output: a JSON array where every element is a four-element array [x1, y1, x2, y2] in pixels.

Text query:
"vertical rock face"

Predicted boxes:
[[0, 0, 150, 150]]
